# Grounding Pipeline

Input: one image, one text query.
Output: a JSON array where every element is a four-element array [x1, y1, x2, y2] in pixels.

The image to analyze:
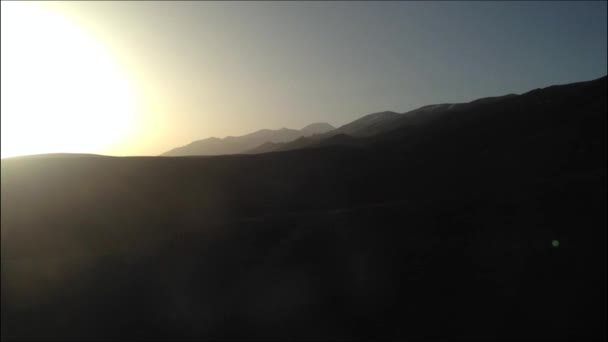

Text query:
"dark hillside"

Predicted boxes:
[[1, 76, 606, 341]]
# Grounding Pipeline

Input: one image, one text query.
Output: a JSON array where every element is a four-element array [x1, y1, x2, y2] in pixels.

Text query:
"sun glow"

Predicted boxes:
[[1, 1, 138, 158]]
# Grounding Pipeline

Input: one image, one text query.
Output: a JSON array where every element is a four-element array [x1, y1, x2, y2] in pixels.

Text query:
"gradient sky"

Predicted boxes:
[[4, 1, 608, 156]]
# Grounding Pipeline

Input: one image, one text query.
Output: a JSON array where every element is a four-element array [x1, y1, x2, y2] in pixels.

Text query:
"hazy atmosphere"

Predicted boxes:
[[2, 2, 607, 340], [1, 1, 606, 158]]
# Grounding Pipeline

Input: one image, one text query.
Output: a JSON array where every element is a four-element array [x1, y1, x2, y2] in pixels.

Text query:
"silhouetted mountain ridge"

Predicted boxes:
[[163, 122, 335, 156]]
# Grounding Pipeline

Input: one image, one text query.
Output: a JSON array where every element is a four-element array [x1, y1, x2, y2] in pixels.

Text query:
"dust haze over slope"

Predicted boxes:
[[1, 76, 606, 341], [162, 122, 334, 156]]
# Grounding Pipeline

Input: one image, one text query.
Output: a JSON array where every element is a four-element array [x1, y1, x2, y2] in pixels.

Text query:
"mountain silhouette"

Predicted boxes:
[[246, 111, 402, 154], [245, 95, 531, 154], [299, 122, 335, 136], [1, 75, 606, 341], [162, 122, 334, 156]]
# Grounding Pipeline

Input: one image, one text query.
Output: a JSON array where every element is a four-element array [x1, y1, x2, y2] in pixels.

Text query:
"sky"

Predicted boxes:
[[1, 1, 607, 157]]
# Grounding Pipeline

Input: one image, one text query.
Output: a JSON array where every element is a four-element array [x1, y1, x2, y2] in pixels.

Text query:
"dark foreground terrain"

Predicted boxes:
[[1, 77, 606, 341]]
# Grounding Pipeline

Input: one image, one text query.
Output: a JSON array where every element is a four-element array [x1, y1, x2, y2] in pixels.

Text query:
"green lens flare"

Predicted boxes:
[[552, 240, 560, 248]]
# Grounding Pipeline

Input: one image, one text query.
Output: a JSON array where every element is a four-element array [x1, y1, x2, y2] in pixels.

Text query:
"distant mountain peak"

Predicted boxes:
[[355, 111, 401, 123], [301, 122, 334, 130], [300, 122, 335, 136]]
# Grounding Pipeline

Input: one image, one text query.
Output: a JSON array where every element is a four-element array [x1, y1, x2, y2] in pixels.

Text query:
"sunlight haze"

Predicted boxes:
[[1, 1, 140, 158], [1, 1, 606, 157]]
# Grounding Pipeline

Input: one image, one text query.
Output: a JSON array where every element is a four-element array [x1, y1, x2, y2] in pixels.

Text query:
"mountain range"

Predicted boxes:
[[162, 122, 335, 156], [163, 95, 526, 156]]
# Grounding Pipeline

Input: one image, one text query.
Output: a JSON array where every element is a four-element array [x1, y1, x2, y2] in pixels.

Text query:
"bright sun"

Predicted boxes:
[[1, 1, 137, 158]]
